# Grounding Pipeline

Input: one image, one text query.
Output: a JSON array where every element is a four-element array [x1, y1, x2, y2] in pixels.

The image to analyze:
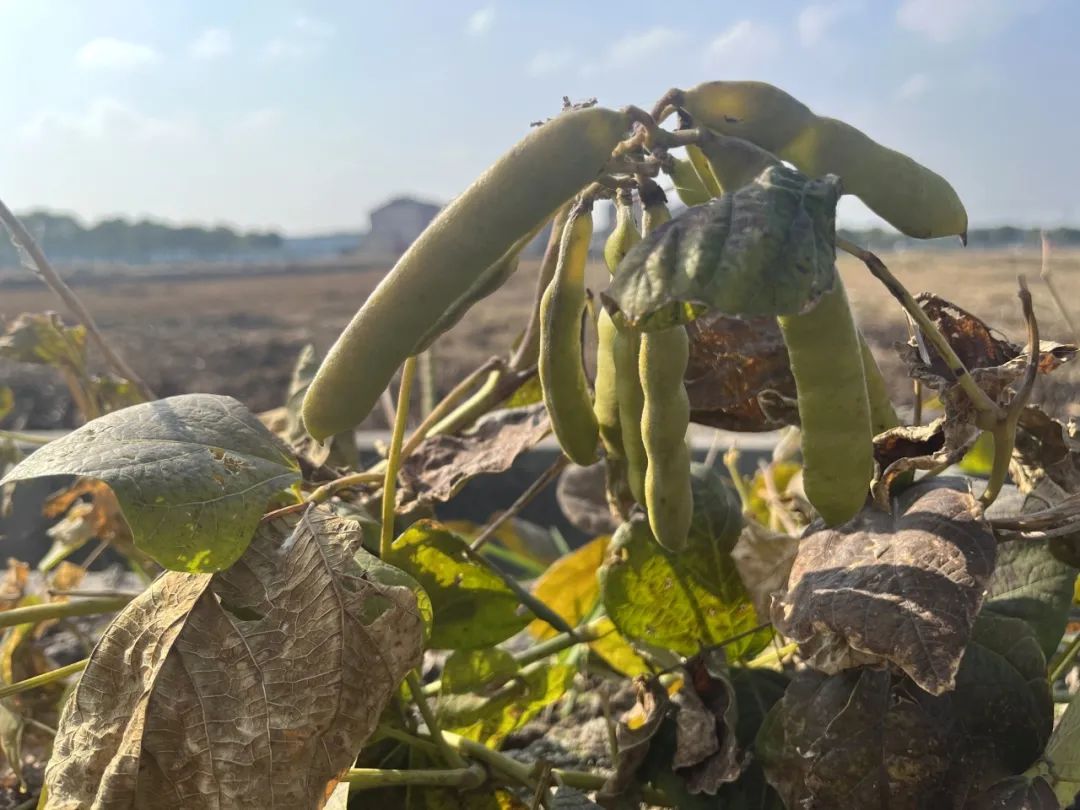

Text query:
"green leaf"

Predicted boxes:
[[600, 514, 767, 660], [1036, 660, 1080, 804], [0, 394, 300, 572], [0, 312, 85, 369], [601, 165, 840, 331], [386, 520, 533, 649], [984, 537, 1077, 659], [441, 649, 519, 695], [352, 550, 434, 642], [437, 661, 575, 747], [952, 612, 1053, 787]]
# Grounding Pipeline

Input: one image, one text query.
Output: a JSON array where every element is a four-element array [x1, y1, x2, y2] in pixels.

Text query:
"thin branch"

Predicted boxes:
[[344, 764, 485, 790], [1050, 634, 1080, 683], [980, 276, 1039, 508], [401, 356, 503, 458], [0, 595, 132, 629], [470, 455, 569, 551], [0, 658, 87, 699], [381, 356, 417, 558], [1039, 231, 1080, 345], [406, 671, 468, 769], [0, 196, 155, 401], [837, 238, 1003, 424]]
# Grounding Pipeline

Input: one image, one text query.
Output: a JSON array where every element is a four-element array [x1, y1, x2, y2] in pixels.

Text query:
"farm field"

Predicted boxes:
[[2, 248, 1080, 429]]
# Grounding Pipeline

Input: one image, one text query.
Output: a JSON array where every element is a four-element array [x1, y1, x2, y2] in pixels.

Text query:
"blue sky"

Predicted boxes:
[[0, 0, 1076, 235]]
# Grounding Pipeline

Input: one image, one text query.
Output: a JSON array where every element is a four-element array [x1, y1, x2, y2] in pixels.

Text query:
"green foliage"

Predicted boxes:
[[0, 393, 300, 572], [386, 521, 533, 649]]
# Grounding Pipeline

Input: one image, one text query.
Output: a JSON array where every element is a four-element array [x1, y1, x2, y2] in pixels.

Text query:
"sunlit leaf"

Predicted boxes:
[[1, 394, 301, 572], [528, 536, 609, 640], [387, 520, 532, 650], [601, 514, 766, 660], [441, 649, 519, 695], [437, 661, 574, 747], [43, 507, 423, 810]]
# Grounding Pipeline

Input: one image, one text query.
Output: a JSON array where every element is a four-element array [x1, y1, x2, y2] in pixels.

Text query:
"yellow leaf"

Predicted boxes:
[[527, 536, 609, 640], [587, 617, 650, 677]]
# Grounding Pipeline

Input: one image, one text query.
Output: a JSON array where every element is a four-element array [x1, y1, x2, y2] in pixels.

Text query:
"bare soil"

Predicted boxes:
[[2, 249, 1080, 429]]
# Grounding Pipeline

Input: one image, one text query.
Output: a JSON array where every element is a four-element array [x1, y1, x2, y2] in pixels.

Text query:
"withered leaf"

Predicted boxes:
[[673, 651, 743, 795], [871, 417, 978, 506], [598, 677, 671, 804], [772, 482, 996, 695], [44, 507, 424, 810], [729, 519, 799, 621], [684, 312, 796, 432], [555, 462, 618, 536], [757, 668, 953, 809], [399, 404, 550, 506]]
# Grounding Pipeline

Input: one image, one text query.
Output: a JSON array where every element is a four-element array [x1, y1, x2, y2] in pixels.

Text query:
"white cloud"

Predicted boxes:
[[705, 20, 779, 67], [76, 37, 160, 71], [189, 28, 232, 60], [527, 49, 572, 77], [466, 5, 495, 36], [261, 15, 334, 61], [896, 0, 1038, 44], [895, 73, 930, 100], [583, 27, 682, 74], [20, 98, 196, 142], [798, 2, 859, 47]]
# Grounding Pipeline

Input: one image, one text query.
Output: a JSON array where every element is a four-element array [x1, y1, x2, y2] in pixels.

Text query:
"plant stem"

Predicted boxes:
[[980, 277, 1039, 509], [837, 238, 1002, 423], [381, 356, 417, 559], [400, 357, 503, 459], [470, 455, 568, 551], [418, 350, 437, 419], [344, 764, 485, 790], [1039, 231, 1080, 346], [0, 429, 53, 446], [406, 671, 467, 769], [723, 448, 753, 511], [422, 618, 609, 696], [0, 595, 132, 629], [0, 658, 87, 699], [1050, 634, 1080, 683], [462, 544, 576, 637], [0, 196, 155, 401]]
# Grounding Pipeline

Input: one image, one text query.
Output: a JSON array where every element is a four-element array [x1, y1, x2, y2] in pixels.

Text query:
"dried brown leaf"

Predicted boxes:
[[772, 482, 997, 695], [729, 519, 799, 621], [871, 417, 978, 506], [556, 462, 618, 536], [399, 403, 550, 506], [685, 312, 796, 432], [598, 677, 670, 803], [44, 507, 424, 810], [0, 561, 29, 611], [673, 651, 743, 795]]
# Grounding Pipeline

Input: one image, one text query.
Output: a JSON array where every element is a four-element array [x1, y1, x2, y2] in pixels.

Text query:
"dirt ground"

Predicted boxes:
[[2, 248, 1080, 429]]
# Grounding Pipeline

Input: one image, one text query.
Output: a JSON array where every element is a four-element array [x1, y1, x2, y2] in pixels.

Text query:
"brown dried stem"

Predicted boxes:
[[0, 196, 156, 401], [1039, 231, 1080, 345]]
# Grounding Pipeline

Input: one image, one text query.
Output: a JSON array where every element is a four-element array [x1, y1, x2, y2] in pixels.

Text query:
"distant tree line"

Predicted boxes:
[[837, 226, 1080, 252], [0, 211, 283, 265]]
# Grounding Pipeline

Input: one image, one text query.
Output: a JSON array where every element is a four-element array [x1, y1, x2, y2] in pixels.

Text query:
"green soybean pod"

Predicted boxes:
[[603, 188, 641, 274], [613, 329, 647, 503], [303, 106, 631, 440], [594, 309, 623, 460], [539, 200, 599, 466], [684, 144, 722, 198], [695, 129, 781, 194], [595, 190, 641, 462], [777, 277, 873, 525], [639, 326, 693, 551], [678, 81, 967, 240], [858, 332, 900, 435], [666, 156, 712, 206]]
